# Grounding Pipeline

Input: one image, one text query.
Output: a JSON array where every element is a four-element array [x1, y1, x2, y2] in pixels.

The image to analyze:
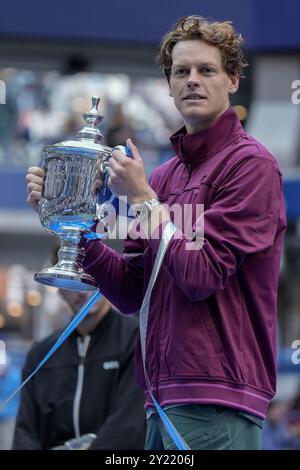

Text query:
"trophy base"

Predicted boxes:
[[34, 268, 97, 292]]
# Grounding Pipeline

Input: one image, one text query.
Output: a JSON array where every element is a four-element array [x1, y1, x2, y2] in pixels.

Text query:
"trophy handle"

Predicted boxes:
[[113, 144, 132, 158], [94, 144, 132, 234]]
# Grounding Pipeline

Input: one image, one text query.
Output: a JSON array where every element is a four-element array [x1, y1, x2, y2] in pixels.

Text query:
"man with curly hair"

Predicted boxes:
[[27, 16, 287, 450]]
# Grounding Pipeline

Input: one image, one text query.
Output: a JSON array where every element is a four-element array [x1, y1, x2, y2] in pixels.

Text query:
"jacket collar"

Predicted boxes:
[[170, 106, 244, 168]]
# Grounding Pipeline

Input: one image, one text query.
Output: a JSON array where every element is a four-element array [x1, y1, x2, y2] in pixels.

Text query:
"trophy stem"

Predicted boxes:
[[34, 231, 97, 291], [56, 232, 84, 273]]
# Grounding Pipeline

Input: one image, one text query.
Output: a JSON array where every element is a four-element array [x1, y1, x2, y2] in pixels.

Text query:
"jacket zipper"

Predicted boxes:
[[155, 307, 163, 401], [186, 163, 192, 184], [73, 335, 91, 439], [154, 162, 192, 395]]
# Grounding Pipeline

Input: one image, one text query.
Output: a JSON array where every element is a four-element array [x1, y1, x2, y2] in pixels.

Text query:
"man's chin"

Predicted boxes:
[[72, 309, 96, 320], [184, 113, 215, 132], [183, 107, 210, 120], [77, 315, 95, 333]]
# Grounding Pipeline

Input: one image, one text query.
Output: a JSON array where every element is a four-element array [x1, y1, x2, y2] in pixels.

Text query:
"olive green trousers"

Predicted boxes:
[[145, 404, 263, 450]]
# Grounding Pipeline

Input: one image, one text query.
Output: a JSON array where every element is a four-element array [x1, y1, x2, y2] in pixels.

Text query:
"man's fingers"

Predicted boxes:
[[108, 158, 123, 173], [111, 149, 127, 164], [26, 174, 43, 186], [25, 167, 44, 213], [126, 138, 142, 161], [26, 167, 44, 191], [27, 182, 42, 193], [27, 166, 44, 177], [27, 190, 41, 202]]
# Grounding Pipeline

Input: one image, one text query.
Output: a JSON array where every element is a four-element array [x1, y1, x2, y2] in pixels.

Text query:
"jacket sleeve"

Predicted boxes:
[[88, 328, 146, 450], [12, 347, 43, 450], [82, 173, 162, 314], [148, 156, 284, 301], [83, 236, 146, 314]]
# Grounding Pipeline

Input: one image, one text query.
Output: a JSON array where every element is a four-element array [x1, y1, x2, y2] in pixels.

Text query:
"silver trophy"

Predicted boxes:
[[34, 96, 116, 292]]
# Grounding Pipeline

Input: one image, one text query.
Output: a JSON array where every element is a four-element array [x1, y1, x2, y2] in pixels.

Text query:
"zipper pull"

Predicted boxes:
[[186, 163, 192, 181], [77, 336, 91, 360]]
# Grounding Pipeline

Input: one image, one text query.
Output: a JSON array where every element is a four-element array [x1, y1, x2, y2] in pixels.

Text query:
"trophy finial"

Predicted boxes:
[[91, 96, 100, 110], [77, 95, 104, 143]]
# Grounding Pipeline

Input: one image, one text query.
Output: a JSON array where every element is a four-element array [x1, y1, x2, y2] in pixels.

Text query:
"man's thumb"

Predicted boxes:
[[126, 138, 141, 161]]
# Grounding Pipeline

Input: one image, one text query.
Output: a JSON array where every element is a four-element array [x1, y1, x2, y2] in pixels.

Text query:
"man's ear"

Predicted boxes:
[[228, 73, 239, 95]]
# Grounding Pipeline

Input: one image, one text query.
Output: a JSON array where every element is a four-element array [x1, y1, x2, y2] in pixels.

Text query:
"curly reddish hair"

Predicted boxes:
[[157, 15, 248, 81]]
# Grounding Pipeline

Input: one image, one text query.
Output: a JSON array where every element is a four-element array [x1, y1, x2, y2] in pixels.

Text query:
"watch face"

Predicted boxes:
[[135, 204, 149, 221]]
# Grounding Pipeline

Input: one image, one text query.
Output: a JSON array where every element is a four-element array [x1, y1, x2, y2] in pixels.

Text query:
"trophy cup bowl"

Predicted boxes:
[[34, 96, 113, 291]]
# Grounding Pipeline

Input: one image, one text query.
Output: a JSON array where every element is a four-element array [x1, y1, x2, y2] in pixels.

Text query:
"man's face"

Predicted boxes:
[[169, 39, 239, 133], [58, 289, 109, 335], [59, 290, 98, 316]]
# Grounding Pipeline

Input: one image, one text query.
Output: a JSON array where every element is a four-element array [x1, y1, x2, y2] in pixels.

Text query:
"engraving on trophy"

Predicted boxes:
[[40, 155, 97, 233]]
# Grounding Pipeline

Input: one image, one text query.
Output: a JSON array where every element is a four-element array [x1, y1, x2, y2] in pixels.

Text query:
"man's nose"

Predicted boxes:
[[187, 68, 200, 87]]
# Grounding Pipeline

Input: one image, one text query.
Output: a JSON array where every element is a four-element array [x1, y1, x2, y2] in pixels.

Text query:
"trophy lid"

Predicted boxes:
[[44, 96, 112, 157]]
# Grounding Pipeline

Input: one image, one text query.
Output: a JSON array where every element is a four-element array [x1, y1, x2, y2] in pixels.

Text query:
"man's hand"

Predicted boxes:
[[51, 433, 96, 450], [26, 166, 44, 212], [108, 139, 157, 205]]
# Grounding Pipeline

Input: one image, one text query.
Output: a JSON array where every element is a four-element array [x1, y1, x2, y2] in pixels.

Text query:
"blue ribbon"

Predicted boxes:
[[0, 290, 102, 412], [150, 395, 190, 451]]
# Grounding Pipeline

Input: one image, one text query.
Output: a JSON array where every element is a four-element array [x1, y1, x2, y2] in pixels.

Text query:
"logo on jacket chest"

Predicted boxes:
[[102, 360, 120, 370]]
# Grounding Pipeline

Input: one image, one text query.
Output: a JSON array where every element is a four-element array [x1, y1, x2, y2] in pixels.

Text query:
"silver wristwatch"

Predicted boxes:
[[133, 198, 160, 222]]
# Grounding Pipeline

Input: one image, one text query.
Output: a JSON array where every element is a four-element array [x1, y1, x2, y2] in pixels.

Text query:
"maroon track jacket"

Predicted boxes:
[[83, 107, 287, 419]]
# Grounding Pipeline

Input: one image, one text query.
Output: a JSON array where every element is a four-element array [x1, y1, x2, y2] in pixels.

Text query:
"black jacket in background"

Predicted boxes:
[[12, 309, 146, 449]]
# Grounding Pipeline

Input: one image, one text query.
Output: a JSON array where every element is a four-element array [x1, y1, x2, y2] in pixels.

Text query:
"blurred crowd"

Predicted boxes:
[[0, 58, 182, 176], [263, 394, 300, 449]]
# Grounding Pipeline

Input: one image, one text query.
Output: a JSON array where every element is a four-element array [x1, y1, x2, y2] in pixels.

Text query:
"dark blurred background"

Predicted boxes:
[[0, 0, 300, 450]]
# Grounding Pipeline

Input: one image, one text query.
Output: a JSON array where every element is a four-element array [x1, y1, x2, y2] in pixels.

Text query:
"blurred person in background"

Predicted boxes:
[[12, 288, 146, 450], [26, 15, 287, 450], [0, 355, 20, 450], [262, 400, 291, 450], [106, 103, 136, 149], [285, 391, 300, 449], [263, 395, 300, 450]]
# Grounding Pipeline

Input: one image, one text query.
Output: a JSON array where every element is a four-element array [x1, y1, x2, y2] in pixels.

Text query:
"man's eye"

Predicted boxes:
[[202, 68, 214, 74], [174, 69, 187, 75]]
